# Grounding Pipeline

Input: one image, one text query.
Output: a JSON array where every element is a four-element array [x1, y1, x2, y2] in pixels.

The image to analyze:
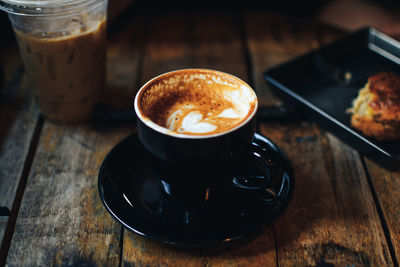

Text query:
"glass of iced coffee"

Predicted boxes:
[[0, 0, 108, 123]]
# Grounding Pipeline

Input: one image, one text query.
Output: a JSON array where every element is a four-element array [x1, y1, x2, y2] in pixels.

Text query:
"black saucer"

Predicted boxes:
[[98, 133, 294, 247]]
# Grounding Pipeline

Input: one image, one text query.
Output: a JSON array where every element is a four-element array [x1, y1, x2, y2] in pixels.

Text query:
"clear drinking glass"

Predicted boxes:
[[0, 0, 108, 123]]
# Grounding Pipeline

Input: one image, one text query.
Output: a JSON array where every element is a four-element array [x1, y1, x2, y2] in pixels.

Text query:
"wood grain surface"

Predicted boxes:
[[102, 15, 145, 109], [0, 43, 39, 262], [5, 123, 132, 266], [0, 45, 30, 211], [1, 8, 400, 267], [0, 217, 7, 256], [364, 159, 400, 264], [261, 123, 392, 266]]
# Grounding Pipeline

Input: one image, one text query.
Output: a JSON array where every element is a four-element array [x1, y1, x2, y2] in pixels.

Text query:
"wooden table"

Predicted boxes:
[[1, 8, 400, 267]]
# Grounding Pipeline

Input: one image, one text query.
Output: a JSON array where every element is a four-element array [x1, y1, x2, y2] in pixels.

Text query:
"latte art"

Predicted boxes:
[[149, 86, 251, 135], [137, 70, 257, 136], [176, 111, 217, 134], [167, 106, 242, 134]]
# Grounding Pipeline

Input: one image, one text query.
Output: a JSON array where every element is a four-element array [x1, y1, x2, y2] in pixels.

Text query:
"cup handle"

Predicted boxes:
[[231, 143, 287, 206]]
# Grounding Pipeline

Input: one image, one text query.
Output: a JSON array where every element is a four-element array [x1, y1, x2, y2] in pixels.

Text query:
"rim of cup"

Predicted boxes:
[[0, 0, 106, 17], [134, 68, 258, 139]]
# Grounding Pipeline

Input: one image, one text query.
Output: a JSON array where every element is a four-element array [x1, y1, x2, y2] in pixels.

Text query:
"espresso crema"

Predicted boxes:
[[137, 70, 257, 135]]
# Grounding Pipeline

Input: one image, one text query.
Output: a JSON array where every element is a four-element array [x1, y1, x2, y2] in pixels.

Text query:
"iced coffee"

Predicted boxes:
[[1, 0, 108, 123]]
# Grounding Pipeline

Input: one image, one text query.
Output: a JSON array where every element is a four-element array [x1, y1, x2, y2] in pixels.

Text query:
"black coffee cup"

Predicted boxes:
[[134, 69, 265, 208]]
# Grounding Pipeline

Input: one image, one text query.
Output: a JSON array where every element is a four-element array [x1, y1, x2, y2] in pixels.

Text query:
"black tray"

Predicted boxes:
[[264, 27, 400, 171]]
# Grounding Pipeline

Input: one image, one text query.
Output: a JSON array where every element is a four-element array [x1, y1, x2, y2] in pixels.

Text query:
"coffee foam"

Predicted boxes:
[[137, 70, 257, 136], [177, 111, 217, 133]]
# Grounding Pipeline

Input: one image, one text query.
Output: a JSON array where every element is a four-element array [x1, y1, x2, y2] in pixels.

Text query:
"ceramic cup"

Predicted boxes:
[[134, 69, 270, 208]]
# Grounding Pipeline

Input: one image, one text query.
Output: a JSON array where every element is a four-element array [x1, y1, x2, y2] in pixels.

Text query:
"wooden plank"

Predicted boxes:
[[265, 123, 392, 266], [0, 44, 34, 210], [6, 124, 130, 266], [108, 0, 135, 23], [245, 12, 343, 107], [0, 42, 39, 255], [246, 11, 393, 266], [123, 228, 276, 267], [0, 217, 7, 252], [364, 159, 400, 263], [0, 88, 36, 210], [5, 15, 144, 265], [101, 14, 145, 109], [121, 12, 277, 266], [138, 12, 193, 84], [189, 12, 247, 79]]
